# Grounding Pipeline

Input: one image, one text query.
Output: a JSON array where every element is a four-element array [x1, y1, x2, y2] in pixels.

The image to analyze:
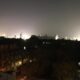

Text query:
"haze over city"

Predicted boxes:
[[1, 0, 80, 80], [0, 0, 80, 39]]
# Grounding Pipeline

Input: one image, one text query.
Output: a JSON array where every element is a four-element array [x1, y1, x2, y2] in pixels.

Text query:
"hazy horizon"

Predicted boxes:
[[0, 0, 80, 39]]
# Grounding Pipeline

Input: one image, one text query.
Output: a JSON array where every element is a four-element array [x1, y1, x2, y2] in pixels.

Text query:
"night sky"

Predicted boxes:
[[0, 0, 80, 39]]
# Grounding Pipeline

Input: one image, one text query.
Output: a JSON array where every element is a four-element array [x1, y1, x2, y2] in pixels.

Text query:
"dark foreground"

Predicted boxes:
[[0, 36, 80, 80]]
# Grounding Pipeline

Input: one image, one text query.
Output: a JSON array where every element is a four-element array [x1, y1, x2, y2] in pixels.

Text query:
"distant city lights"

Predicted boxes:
[[0, 33, 31, 40], [21, 33, 31, 40], [0, 33, 80, 41], [55, 35, 59, 40], [15, 33, 31, 40], [0, 33, 7, 37]]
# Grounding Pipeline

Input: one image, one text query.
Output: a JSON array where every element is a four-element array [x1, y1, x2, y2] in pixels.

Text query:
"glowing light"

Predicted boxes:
[[24, 46, 26, 50], [64, 37, 68, 40], [15, 60, 22, 67], [29, 60, 32, 63], [0, 33, 7, 37], [18, 61, 22, 65], [2, 34, 6, 37], [22, 33, 31, 40], [71, 36, 80, 41], [55, 35, 59, 40], [73, 37, 77, 40], [78, 62, 80, 66], [76, 37, 80, 41], [16, 35, 20, 39]]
